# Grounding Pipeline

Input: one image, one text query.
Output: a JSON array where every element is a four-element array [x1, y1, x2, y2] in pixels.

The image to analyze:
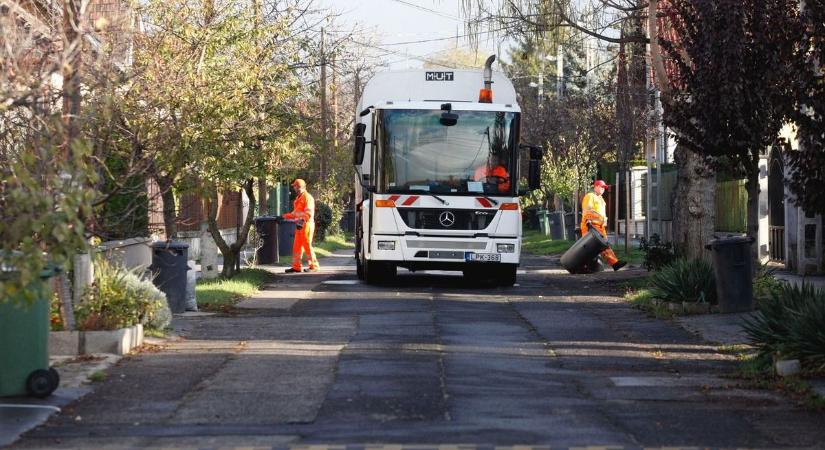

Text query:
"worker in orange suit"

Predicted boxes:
[[473, 154, 510, 194], [282, 178, 319, 273], [581, 179, 627, 271]]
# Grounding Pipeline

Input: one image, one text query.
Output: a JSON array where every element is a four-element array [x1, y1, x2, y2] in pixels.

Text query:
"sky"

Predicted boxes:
[[319, 0, 504, 70]]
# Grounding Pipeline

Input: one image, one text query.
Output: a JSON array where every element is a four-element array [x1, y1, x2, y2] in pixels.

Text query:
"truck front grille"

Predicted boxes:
[[397, 208, 495, 230]]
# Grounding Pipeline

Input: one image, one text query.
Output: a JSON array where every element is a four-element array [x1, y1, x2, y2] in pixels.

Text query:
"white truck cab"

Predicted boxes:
[[353, 56, 543, 286]]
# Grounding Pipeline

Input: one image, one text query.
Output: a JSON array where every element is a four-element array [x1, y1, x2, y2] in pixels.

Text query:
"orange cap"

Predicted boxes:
[[291, 178, 306, 188]]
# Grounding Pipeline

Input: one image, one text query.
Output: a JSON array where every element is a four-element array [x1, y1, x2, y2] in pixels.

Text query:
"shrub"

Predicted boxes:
[[649, 258, 717, 304], [314, 201, 333, 242], [75, 259, 168, 331], [743, 282, 825, 371], [639, 234, 676, 271], [753, 262, 784, 305]]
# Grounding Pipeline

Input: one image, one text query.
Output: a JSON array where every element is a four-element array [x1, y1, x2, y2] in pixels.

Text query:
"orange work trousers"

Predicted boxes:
[[292, 222, 319, 271], [580, 220, 619, 266]]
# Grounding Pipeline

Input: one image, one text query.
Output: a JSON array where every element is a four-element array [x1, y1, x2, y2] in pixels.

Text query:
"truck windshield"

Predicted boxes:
[[376, 109, 520, 196]]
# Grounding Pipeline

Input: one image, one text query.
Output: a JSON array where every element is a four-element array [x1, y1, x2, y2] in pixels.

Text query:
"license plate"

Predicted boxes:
[[465, 252, 501, 262]]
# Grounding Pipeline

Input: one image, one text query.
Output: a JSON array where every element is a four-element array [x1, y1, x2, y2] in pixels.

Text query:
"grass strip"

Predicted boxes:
[[314, 234, 355, 257], [521, 230, 574, 255], [196, 268, 273, 311]]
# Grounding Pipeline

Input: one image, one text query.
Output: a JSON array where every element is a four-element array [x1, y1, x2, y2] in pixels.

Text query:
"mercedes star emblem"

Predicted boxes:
[[439, 211, 456, 227]]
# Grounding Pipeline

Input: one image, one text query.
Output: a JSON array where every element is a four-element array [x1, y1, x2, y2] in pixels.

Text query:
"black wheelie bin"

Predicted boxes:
[[560, 227, 609, 274]]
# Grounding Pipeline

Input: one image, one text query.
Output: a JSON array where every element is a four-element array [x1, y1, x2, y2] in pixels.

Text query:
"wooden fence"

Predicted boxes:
[[145, 178, 243, 239], [715, 179, 748, 233]]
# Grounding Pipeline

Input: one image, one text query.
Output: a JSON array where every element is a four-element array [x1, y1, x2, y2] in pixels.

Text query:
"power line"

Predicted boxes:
[[387, 0, 462, 21], [381, 29, 493, 46]]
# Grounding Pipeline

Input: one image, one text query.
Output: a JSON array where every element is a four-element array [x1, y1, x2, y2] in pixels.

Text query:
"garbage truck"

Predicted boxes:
[[352, 55, 543, 286]]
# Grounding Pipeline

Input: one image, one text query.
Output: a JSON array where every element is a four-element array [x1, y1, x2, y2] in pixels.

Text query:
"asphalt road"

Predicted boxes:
[[10, 253, 825, 449]]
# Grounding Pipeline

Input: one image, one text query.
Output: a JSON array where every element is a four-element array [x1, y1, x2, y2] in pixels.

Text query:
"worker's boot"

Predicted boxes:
[[285, 268, 302, 274], [612, 261, 627, 271], [303, 267, 319, 273]]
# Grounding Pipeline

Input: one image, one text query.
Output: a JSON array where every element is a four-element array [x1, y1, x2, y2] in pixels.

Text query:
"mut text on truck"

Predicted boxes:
[[353, 56, 543, 286]]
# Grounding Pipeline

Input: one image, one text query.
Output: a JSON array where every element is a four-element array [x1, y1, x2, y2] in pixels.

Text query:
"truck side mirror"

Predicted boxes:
[[353, 123, 366, 165], [528, 158, 541, 191]]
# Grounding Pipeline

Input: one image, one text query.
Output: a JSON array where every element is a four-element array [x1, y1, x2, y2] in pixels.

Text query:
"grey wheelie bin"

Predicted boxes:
[[254, 216, 279, 264], [706, 236, 755, 313], [278, 219, 297, 257], [150, 241, 189, 314], [537, 209, 550, 236], [0, 263, 61, 398], [548, 211, 565, 240]]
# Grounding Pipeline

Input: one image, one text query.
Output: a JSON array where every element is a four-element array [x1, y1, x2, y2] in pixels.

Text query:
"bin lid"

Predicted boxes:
[[151, 240, 189, 250], [255, 216, 280, 223], [706, 235, 755, 248]]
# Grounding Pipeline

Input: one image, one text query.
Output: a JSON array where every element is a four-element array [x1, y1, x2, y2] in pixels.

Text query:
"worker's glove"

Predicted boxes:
[[586, 220, 592, 227], [295, 219, 305, 230]]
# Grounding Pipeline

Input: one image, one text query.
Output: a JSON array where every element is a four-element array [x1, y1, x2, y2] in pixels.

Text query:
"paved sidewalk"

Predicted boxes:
[[0, 354, 120, 447], [773, 269, 825, 290], [1, 253, 353, 448], [675, 312, 756, 346]]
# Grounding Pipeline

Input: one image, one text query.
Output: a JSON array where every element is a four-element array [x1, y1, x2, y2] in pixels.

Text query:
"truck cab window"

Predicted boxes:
[[377, 109, 519, 195]]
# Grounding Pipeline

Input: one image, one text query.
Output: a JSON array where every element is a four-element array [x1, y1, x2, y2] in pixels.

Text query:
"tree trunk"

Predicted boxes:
[[672, 144, 716, 259], [155, 174, 177, 239], [207, 180, 257, 278], [258, 178, 267, 215]]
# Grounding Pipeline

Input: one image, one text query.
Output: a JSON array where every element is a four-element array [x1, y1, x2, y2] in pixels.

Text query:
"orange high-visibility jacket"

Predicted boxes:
[[473, 164, 511, 193], [581, 192, 607, 225], [284, 191, 315, 224]]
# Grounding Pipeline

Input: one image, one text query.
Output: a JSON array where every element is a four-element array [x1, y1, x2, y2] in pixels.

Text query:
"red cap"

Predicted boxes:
[[593, 180, 609, 190]]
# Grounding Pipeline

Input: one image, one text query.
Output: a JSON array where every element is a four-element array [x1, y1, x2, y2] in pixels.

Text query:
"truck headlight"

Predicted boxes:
[[497, 243, 515, 253], [377, 241, 396, 250]]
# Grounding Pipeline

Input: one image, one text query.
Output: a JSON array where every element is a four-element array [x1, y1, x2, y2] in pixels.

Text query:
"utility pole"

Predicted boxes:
[[617, 36, 632, 255], [58, 0, 82, 331], [319, 27, 328, 181], [332, 57, 339, 151], [556, 44, 564, 97]]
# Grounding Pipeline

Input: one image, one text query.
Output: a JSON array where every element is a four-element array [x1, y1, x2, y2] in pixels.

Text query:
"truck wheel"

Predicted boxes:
[[356, 253, 365, 280], [496, 265, 517, 287], [366, 261, 396, 285]]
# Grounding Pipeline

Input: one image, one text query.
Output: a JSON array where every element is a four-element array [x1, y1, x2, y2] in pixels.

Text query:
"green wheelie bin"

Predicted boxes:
[[0, 265, 61, 398]]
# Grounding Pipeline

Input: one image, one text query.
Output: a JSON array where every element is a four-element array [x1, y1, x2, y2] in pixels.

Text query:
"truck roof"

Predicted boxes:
[[359, 69, 518, 110]]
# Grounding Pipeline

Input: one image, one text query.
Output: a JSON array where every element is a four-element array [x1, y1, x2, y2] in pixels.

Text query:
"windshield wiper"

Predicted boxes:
[[408, 189, 448, 205]]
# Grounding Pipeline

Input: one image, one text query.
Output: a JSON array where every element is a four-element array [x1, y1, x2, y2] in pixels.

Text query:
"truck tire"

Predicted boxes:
[[496, 265, 517, 287], [356, 254, 365, 280], [365, 261, 396, 285]]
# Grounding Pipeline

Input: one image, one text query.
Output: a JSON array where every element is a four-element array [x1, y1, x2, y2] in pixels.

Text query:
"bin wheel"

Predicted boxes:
[[26, 369, 58, 398], [48, 367, 60, 389]]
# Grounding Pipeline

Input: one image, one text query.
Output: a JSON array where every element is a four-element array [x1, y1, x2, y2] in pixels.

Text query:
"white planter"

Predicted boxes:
[[84, 328, 133, 355], [51, 324, 145, 356], [49, 331, 80, 356]]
